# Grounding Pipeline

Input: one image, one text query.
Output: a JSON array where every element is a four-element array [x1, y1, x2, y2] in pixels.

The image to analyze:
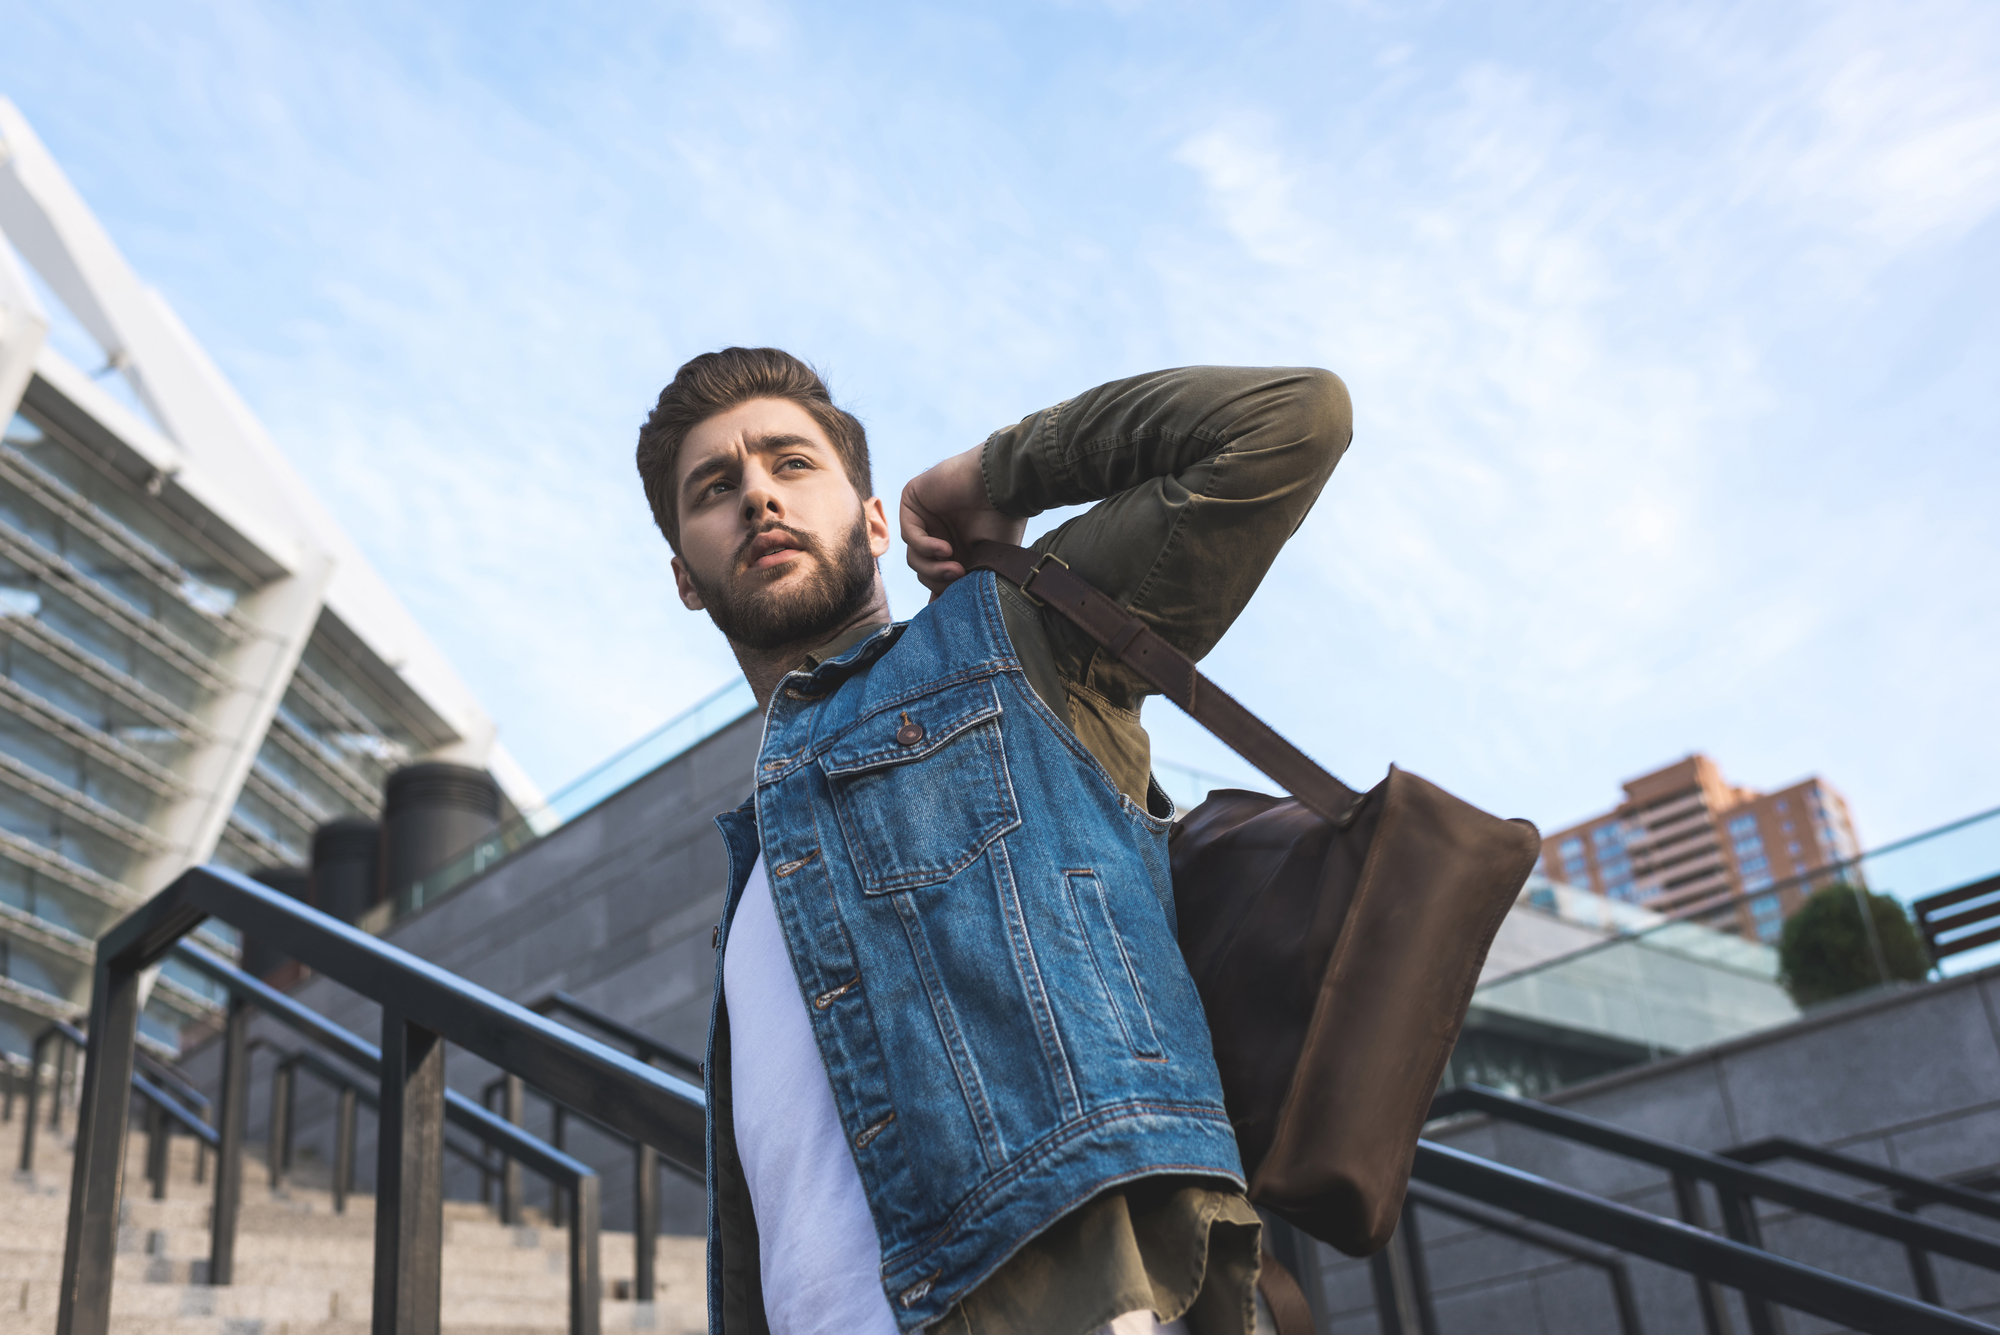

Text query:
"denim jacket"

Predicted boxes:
[[702, 366, 1353, 1334], [706, 571, 1245, 1331]]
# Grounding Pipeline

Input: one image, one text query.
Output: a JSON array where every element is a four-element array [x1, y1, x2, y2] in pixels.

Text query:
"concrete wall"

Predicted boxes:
[[181, 710, 761, 1238], [1312, 966, 2000, 1335]]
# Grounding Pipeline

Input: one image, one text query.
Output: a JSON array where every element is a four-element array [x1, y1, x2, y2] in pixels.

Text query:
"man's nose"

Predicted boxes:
[[738, 471, 784, 523]]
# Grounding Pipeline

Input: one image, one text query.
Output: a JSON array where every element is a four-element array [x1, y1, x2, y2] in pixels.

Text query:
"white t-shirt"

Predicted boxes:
[[725, 852, 1188, 1335]]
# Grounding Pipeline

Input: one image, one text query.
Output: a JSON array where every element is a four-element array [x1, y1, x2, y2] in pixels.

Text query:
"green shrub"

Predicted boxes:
[[1777, 884, 1931, 1007]]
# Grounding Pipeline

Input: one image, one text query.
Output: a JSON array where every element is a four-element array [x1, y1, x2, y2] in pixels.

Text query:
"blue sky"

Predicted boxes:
[[4, 0, 1997, 849]]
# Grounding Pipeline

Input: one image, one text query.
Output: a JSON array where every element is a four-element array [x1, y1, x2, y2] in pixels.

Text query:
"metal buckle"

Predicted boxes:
[[1018, 551, 1070, 608]]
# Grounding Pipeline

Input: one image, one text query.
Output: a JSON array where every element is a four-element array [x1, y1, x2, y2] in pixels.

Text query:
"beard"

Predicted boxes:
[[686, 514, 878, 653]]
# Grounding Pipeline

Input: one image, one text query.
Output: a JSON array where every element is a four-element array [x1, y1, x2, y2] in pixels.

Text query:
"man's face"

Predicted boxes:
[[670, 397, 890, 651]]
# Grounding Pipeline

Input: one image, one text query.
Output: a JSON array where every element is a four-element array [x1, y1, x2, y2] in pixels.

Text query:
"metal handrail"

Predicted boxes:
[[58, 865, 706, 1335], [1412, 1141, 1991, 1334], [19, 1020, 86, 1172], [1722, 1134, 2000, 1306], [269, 1043, 502, 1216], [491, 990, 706, 1303], [1401, 1180, 1644, 1335], [533, 991, 703, 1082], [1724, 1136, 2000, 1221], [169, 940, 610, 1326], [1429, 1083, 2000, 1333]]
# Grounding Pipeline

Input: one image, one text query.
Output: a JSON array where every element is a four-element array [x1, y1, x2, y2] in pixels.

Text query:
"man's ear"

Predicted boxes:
[[671, 555, 706, 611], [864, 495, 891, 559]]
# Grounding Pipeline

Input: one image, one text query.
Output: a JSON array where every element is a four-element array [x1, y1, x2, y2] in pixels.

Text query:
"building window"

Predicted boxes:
[[1788, 841, 1801, 858], [1734, 837, 1764, 859], [1559, 836, 1584, 858], [1606, 880, 1638, 902], [1756, 918, 1784, 942], [1738, 854, 1769, 875], [1593, 824, 1625, 852], [1744, 870, 1775, 891], [1728, 814, 1758, 838], [1751, 894, 1782, 919]]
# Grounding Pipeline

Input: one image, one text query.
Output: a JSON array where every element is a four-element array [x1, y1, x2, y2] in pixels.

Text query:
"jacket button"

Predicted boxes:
[[711, 925, 720, 949], [895, 714, 925, 747]]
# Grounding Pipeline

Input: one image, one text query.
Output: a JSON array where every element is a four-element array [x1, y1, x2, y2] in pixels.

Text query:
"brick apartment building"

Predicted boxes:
[[1540, 754, 1862, 942]]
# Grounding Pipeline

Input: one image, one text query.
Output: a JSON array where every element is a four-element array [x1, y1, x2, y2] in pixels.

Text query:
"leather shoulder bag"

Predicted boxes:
[[967, 542, 1541, 1257]]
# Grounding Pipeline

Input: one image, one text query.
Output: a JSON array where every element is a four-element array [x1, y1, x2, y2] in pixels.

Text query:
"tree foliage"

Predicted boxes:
[[1777, 884, 1931, 1007]]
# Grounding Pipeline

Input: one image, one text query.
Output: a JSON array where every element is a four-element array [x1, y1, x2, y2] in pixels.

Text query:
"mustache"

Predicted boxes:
[[736, 522, 824, 570]]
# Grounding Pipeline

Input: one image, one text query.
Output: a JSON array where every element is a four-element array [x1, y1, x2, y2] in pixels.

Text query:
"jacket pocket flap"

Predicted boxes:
[[821, 679, 1002, 776]]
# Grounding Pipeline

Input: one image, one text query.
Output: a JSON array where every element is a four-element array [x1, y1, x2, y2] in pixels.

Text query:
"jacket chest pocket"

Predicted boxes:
[[821, 679, 1021, 894]]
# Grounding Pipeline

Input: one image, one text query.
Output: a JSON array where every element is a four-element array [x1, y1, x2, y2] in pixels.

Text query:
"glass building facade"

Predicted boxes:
[[0, 97, 527, 1059]]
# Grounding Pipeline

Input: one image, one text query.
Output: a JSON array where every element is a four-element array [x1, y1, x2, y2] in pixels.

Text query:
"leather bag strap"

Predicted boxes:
[[964, 540, 1356, 824], [1256, 1252, 1318, 1335]]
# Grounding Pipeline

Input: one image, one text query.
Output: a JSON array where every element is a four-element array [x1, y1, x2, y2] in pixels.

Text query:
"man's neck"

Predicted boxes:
[[732, 587, 894, 710]]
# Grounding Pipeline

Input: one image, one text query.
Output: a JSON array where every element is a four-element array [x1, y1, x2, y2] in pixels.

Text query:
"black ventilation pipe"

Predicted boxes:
[[238, 866, 309, 979], [311, 817, 381, 925], [380, 762, 501, 910]]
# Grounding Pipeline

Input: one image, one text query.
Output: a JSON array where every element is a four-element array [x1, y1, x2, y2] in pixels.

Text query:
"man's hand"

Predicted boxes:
[[900, 444, 1028, 598]]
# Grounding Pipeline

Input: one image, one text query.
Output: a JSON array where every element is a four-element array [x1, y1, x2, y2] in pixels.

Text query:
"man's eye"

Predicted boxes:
[[779, 456, 812, 471]]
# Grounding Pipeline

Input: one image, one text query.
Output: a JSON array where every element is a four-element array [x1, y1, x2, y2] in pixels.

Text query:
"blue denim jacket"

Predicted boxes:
[[704, 571, 1245, 1332]]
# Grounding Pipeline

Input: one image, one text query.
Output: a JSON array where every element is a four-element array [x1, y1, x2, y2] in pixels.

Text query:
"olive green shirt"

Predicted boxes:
[[762, 365, 1352, 1335]]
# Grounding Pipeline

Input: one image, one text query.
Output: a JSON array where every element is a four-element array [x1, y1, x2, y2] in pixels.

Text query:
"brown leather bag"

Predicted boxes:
[[968, 542, 1541, 1257]]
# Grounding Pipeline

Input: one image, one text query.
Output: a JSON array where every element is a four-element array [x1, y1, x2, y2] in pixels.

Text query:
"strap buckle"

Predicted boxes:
[[1017, 551, 1070, 608]]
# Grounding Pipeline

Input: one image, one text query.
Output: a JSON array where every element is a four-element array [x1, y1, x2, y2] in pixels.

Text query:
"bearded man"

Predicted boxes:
[[635, 348, 1350, 1335]]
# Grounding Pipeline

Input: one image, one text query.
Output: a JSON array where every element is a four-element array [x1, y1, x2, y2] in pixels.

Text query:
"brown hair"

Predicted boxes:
[[635, 347, 872, 552]]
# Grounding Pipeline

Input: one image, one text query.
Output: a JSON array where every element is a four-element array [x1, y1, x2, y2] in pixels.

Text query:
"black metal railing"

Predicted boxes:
[[1722, 1134, 2000, 1306], [258, 1041, 510, 1217], [166, 937, 627, 1331], [1398, 1084, 1999, 1335], [18, 1019, 85, 1172], [14, 1018, 218, 1200], [58, 865, 705, 1335], [480, 990, 706, 1302]]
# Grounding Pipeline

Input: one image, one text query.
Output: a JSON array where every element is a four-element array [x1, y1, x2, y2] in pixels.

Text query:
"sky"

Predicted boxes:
[[2, 0, 1997, 852]]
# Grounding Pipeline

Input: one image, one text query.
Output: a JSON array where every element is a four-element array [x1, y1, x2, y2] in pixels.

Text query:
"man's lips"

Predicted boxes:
[[744, 531, 807, 571]]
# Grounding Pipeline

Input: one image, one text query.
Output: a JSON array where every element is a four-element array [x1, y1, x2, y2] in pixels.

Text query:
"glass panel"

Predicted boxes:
[[1454, 803, 2000, 1097]]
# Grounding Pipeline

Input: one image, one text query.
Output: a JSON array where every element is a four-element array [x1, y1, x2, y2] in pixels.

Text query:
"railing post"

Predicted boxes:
[[569, 1169, 602, 1335], [268, 1061, 293, 1189], [56, 957, 144, 1335], [634, 1141, 657, 1302], [1673, 1171, 1736, 1335], [145, 1101, 168, 1200], [209, 998, 249, 1286], [334, 1085, 357, 1215], [550, 1105, 567, 1222], [373, 1011, 445, 1335], [500, 1072, 524, 1226], [50, 1037, 69, 1129], [1897, 1199, 1943, 1305], [1718, 1187, 1783, 1335], [18, 1031, 45, 1172]]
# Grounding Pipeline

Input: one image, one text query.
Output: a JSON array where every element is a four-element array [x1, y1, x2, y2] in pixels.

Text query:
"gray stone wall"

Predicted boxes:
[[181, 710, 761, 1238], [1312, 965, 2000, 1334]]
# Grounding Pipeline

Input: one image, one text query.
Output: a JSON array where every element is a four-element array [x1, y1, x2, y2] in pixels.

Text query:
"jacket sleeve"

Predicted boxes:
[[980, 365, 1352, 713]]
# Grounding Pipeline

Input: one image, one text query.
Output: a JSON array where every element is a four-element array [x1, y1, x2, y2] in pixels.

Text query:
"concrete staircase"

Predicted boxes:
[[0, 1110, 705, 1334]]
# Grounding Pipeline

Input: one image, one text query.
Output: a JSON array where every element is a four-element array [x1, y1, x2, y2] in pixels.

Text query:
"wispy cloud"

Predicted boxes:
[[4, 0, 1996, 843]]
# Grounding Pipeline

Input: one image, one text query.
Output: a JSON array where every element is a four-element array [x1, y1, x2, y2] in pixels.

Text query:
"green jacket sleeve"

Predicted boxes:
[[980, 365, 1351, 790]]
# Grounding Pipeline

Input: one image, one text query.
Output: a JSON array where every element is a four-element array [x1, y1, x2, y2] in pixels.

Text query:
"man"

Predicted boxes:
[[635, 349, 1350, 1335]]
